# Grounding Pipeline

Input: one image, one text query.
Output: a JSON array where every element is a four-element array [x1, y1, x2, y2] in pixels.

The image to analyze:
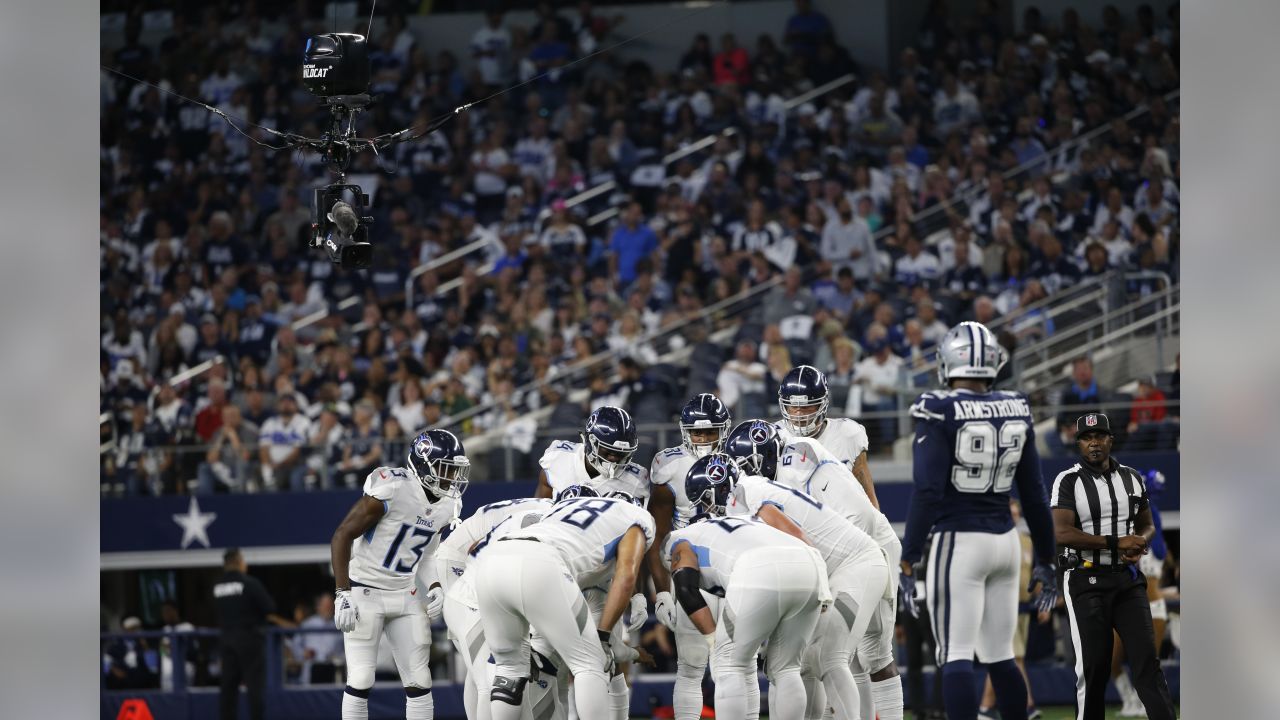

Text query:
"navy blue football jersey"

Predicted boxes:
[[901, 387, 1055, 565]]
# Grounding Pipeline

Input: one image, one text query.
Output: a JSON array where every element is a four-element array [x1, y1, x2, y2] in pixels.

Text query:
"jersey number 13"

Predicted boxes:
[[951, 420, 1028, 493]]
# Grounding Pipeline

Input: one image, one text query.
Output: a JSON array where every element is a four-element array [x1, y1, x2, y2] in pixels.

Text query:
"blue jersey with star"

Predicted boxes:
[[901, 387, 1055, 565]]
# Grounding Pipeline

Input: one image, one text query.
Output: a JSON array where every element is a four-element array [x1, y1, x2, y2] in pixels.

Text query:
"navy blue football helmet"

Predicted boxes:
[[679, 393, 732, 459], [408, 429, 471, 499], [779, 365, 830, 437], [582, 406, 639, 480], [554, 484, 600, 504], [684, 453, 740, 519], [605, 490, 645, 507], [724, 420, 783, 480]]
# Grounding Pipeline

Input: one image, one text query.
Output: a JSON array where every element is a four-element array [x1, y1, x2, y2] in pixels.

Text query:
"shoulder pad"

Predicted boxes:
[[624, 462, 649, 480], [909, 392, 950, 422], [363, 466, 408, 501], [538, 439, 578, 469]]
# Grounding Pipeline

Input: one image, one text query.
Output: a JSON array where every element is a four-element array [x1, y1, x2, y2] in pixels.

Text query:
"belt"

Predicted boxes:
[[1073, 562, 1134, 573], [498, 536, 540, 543], [351, 580, 392, 590]]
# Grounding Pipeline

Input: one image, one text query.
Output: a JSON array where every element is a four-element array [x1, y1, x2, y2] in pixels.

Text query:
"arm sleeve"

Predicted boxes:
[[1013, 428, 1057, 564], [901, 419, 949, 564]]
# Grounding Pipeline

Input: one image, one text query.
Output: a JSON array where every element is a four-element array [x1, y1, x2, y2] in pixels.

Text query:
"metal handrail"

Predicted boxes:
[[1017, 302, 1180, 384], [1013, 283, 1178, 361], [404, 234, 503, 312]]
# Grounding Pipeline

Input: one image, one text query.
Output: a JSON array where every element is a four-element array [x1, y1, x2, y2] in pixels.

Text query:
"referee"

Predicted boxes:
[[1050, 413, 1177, 719], [213, 548, 292, 720]]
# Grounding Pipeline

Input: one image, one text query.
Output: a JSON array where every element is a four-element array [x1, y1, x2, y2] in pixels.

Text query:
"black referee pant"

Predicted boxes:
[[1063, 566, 1176, 719], [219, 629, 266, 720]]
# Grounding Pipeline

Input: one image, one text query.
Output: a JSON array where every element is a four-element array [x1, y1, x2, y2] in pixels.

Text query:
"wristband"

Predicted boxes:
[[597, 629, 612, 644], [1106, 535, 1118, 556]]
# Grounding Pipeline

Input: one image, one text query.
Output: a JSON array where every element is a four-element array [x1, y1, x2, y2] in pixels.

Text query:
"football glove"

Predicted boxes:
[[1028, 562, 1058, 615], [898, 570, 919, 619], [334, 589, 359, 633], [654, 591, 677, 631], [626, 593, 648, 635], [598, 629, 617, 675], [424, 585, 445, 622]]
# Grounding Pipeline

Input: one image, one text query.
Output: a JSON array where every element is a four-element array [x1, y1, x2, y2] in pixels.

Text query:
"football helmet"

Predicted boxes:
[[778, 365, 830, 437], [723, 420, 783, 480], [936, 321, 1007, 384], [408, 429, 470, 499], [684, 453, 740, 519], [679, 393, 732, 459], [582, 406, 639, 480]]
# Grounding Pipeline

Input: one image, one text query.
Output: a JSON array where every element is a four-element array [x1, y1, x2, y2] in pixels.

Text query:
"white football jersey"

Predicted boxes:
[[776, 417, 870, 471], [776, 438, 897, 551], [730, 475, 879, 572], [649, 444, 699, 528], [505, 496, 656, 589], [539, 439, 651, 502], [436, 498, 552, 590], [663, 516, 811, 593], [349, 466, 461, 591]]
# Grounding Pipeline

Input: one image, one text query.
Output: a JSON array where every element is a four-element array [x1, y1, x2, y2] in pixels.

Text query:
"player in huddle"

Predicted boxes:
[[329, 429, 470, 720], [646, 393, 733, 720], [900, 322, 1057, 720], [776, 364, 879, 509]]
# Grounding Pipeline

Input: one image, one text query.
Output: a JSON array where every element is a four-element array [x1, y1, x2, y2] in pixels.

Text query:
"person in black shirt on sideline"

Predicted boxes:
[[212, 548, 293, 720], [1049, 414, 1177, 720]]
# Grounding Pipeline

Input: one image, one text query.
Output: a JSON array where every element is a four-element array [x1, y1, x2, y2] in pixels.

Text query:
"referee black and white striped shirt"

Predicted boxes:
[[1050, 460, 1149, 566]]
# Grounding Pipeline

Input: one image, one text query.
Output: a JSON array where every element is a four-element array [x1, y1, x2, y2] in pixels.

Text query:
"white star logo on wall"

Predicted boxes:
[[173, 497, 217, 549]]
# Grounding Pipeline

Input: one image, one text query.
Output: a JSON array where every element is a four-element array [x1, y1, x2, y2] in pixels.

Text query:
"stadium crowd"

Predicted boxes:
[[100, 0, 1180, 495]]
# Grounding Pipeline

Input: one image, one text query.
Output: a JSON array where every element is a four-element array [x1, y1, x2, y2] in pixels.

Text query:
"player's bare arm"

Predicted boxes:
[[597, 525, 649, 634], [1053, 507, 1147, 558], [755, 504, 810, 544], [534, 469, 554, 499], [850, 450, 880, 509], [669, 541, 715, 635], [330, 495, 387, 590], [646, 483, 675, 593]]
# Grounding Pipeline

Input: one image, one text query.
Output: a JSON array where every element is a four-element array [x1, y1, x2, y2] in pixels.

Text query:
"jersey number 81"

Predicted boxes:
[[951, 420, 1027, 493]]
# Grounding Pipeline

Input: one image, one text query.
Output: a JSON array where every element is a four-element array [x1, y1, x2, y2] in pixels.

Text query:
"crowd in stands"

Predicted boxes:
[[100, 0, 1180, 495]]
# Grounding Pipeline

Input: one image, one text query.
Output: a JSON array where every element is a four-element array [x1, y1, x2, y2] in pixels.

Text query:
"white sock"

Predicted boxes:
[[406, 691, 434, 720], [1116, 671, 1141, 710], [609, 673, 630, 720], [674, 661, 707, 720], [855, 671, 873, 720], [871, 676, 905, 720], [342, 691, 369, 720], [820, 668, 861, 720]]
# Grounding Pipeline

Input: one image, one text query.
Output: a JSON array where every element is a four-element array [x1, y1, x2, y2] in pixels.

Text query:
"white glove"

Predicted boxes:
[[424, 586, 445, 621], [703, 632, 716, 653], [654, 591, 677, 631], [334, 589, 359, 633], [626, 593, 648, 635], [598, 629, 617, 674]]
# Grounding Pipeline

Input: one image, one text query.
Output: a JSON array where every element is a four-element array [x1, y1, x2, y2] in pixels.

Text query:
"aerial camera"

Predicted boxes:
[[302, 32, 375, 269]]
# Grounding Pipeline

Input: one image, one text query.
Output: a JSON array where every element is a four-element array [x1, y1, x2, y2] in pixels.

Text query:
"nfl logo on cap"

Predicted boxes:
[[1085, 414, 1098, 427]]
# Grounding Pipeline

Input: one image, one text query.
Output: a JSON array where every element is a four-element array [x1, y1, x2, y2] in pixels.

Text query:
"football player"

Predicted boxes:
[[329, 429, 470, 720], [724, 419, 905, 720], [666, 456, 831, 720], [776, 365, 879, 509], [647, 393, 732, 720], [719, 452, 889, 720], [900, 322, 1057, 720], [437, 497, 554, 720], [469, 489, 654, 720]]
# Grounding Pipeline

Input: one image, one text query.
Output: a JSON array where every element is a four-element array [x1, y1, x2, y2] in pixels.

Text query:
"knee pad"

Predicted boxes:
[[345, 684, 372, 698], [677, 632, 711, 669], [346, 665, 375, 692], [491, 675, 528, 706], [676, 657, 708, 681], [766, 666, 803, 688], [405, 686, 431, 698], [1150, 597, 1168, 621]]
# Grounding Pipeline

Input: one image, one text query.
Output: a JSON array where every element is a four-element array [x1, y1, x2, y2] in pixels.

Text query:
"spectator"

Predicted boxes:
[[337, 401, 383, 488], [784, 0, 832, 60], [257, 392, 311, 492], [1092, 186, 1136, 236], [853, 328, 904, 447], [680, 33, 714, 76], [821, 195, 878, 281], [763, 266, 818, 330], [390, 378, 427, 435], [825, 336, 860, 411], [471, 9, 511, 88], [197, 404, 258, 495], [295, 593, 342, 685], [158, 602, 197, 692], [893, 234, 941, 289], [193, 379, 230, 443], [940, 236, 987, 303], [915, 298, 949, 345], [716, 340, 768, 416], [712, 33, 750, 86], [609, 202, 660, 288], [1128, 375, 1169, 433], [1057, 356, 1106, 431], [1030, 235, 1081, 294], [814, 266, 862, 321], [103, 616, 159, 690]]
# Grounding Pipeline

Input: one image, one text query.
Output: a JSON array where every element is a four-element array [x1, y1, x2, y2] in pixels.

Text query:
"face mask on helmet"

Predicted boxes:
[[936, 322, 1007, 385], [584, 432, 636, 480], [605, 490, 645, 507], [780, 394, 829, 437], [408, 436, 471, 500], [555, 484, 599, 503], [686, 454, 738, 519], [681, 422, 729, 459], [724, 421, 781, 480]]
